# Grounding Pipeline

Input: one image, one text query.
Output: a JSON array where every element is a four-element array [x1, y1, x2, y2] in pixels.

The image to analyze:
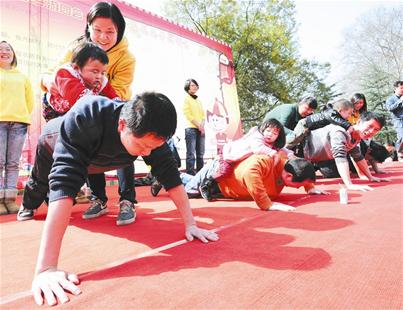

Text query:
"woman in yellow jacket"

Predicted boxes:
[[0, 41, 34, 215], [23, 2, 137, 225], [183, 79, 205, 175]]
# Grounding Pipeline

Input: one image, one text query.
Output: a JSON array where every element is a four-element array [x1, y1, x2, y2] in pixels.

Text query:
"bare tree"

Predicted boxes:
[[340, 5, 402, 96], [339, 4, 402, 142]]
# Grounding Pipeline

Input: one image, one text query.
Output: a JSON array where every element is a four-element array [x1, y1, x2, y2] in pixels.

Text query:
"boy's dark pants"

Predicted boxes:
[[22, 131, 58, 210], [87, 164, 135, 204]]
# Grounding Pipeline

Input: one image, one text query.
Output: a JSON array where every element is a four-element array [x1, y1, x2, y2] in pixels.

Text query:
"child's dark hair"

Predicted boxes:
[[184, 79, 199, 92], [120, 92, 177, 139], [71, 42, 109, 69], [0, 41, 17, 67], [366, 141, 390, 163], [350, 93, 367, 113], [393, 80, 403, 88], [259, 118, 286, 149], [85, 2, 126, 47], [359, 111, 385, 128], [284, 158, 316, 182]]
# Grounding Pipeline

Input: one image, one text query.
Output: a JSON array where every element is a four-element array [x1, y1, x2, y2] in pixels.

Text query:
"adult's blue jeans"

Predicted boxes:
[[87, 163, 136, 204], [182, 159, 219, 194], [0, 122, 27, 197], [185, 127, 205, 175]]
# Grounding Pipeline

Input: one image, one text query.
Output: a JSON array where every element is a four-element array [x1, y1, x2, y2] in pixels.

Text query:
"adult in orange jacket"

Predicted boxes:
[[182, 155, 328, 211]]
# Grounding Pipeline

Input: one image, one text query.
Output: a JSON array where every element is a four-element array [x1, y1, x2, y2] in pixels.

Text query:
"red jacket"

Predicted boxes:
[[48, 64, 119, 115]]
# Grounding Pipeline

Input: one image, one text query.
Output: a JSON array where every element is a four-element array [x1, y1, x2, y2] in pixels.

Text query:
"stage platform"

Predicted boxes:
[[0, 162, 402, 309]]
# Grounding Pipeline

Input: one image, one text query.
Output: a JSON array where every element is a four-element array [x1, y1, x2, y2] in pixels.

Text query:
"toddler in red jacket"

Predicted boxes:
[[42, 41, 119, 121]]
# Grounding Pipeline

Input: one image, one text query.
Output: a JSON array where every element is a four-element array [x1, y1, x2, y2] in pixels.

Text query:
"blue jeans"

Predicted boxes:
[[185, 128, 205, 174], [182, 159, 219, 194], [0, 122, 27, 197], [87, 163, 136, 204], [395, 125, 403, 154]]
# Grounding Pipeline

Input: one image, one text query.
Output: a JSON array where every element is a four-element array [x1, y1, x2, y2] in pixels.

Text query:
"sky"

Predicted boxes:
[[126, 0, 399, 84]]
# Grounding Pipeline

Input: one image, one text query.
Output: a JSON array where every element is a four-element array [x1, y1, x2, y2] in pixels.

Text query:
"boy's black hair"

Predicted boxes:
[[284, 158, 316, 182], [85, 2, 126, 48], [393, 80, 403, 88], [299, 96, 318, 109], [0, 41, 17, 67], [350, 93, 367, 113], [258, 118, 286, 149], [359, 111, 386, 128], [120, 92, 177, 139], [71, 42, 109, 69], [366, 141, 390, 163], [184, 79, 199, 92]]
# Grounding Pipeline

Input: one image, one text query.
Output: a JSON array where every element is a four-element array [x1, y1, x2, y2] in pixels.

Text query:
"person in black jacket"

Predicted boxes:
[[16, 92, 219, 306], [286, 98, 354, 149]]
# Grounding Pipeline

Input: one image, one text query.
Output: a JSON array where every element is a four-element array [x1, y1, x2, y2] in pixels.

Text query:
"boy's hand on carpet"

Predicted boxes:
[[32, 268, 81, 306], [307, 187, 330, 195], [186, 225, 219, 243], [269, 202, 296, 212], [369, 176, 390, 182], [346, 184, 374, 191]]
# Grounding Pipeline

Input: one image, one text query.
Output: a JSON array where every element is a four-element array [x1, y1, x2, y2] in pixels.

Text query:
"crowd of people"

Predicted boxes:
[[0, 1, 402, 306]]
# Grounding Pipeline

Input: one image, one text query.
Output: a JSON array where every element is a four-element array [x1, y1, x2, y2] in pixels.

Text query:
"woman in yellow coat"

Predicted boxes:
[[0, 41, 34, 214], [183, 78, 206, 175], [20, 2, 136, 225]]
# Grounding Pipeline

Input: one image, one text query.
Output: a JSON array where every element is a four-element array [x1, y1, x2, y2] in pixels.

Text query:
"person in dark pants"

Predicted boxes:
[[17, 93, 218, 306], [183, 79, 205, 175]]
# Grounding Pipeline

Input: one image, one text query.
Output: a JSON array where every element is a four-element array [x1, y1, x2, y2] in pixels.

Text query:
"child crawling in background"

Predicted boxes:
[[42, 41, 119, 121], [199, 118, 293, 201]]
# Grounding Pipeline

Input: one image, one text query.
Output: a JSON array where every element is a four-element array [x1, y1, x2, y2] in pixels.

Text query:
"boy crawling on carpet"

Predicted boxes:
[[22, 92, 218, 306]]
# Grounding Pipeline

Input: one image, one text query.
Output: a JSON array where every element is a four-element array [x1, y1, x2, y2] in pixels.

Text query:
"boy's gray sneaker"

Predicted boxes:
[[116, 200, 136, 226], [17, 206, 34, 221], [82, 199, 108, 219]]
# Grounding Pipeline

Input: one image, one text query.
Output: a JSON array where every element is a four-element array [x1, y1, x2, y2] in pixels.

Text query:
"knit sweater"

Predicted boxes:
[[0, 67, 34, 124], [183, 94, 205, 129], [218, 155, 313, 210], [303, 124, 363, 164], [45, 96, 181, 203], [42, 37, 135, 100]]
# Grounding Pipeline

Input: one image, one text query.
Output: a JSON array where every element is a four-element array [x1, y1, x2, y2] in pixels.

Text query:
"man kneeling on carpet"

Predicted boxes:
[[180, 155, 328, 211], [22, 92, 218, 306]]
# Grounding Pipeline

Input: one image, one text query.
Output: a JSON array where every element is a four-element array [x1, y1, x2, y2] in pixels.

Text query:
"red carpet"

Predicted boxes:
[[1, 162, 402, 309]]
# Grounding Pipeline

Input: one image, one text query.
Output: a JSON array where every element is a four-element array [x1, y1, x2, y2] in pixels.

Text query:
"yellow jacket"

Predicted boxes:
[[218, 155, 314, 210], [0, 67, 34, 124], [348, 110, 361, 125], [183, 93, 205, 128], [42, 37, 135, 100]]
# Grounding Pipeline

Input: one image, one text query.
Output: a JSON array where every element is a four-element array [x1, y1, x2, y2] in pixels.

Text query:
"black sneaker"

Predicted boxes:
[[17, 206, 34, 221], [150, 180, 163, 197], [187, 192, 201, 199], [116, 200, 136, 226], [82, 199, 108, 219], [199, 179, 213, 202]]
